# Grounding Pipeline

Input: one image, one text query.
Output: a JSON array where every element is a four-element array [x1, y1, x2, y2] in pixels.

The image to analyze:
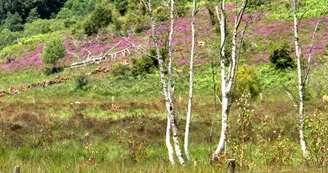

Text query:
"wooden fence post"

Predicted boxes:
[[227, 159, 235, 173], [13, 166, 20, 173]]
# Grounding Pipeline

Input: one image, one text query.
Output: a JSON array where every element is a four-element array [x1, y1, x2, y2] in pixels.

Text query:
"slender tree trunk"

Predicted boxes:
[[214, 0, 248, 159], [144, 0, 185, 165], [292, 0, 309, 159], [167, 0, 185, 165], [184, 0, 197, 161], [145, 0, 175, 165], [214, 94, 229, 156], [214, 0, 228, 156], [166, 114, 175, 164]]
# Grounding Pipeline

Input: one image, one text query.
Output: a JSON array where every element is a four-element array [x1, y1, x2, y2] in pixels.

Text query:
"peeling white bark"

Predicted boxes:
[[214, 0, 248, 159], [143, 0, 175, 165], [184, 0, 197, 161], [214, 0, 228, 157], [166, 113, 175, 165], [143, 0, 185, 165], [292, 0, 309, 159], [167, 0, 185, 165]]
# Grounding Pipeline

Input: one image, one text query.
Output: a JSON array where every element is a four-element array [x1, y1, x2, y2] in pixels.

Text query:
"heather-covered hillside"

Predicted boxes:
[[1, 6, 328, 72]]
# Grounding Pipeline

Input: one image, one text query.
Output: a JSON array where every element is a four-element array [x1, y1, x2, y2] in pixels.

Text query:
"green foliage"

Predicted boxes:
[[308, 66, 328, 99], [229, 93, 255, 169], [24, 19, 65, 36], [74, 74, 89, 90], [0, 0, 66, 24], [34, 0, 66, 19], [3, 12, 23, 31], [269, 43, 294, 69], [63, 18, 77, 28], [175, 0, 189, 17], [42, 66, 54, 76], [0, 29, 21, 50], [42, 65, 64, 76], [111, 63, 131, 77], [113, 0, 128, 15], [42, 38, 66, 65], [56, 8, 74, 19], [304, 111, 328, 167], [235, 65, 261, 99], [256, 64, 296, 89], [63, 0, 95, 16], [266, 131, 294, 165], [26, 8, 40, 23], [153, 6, 169, 22], [83, 4, 114, 36], [131, 55, 158, 77], [216, 65, 261, 99], [71, 21, 85, 39], [123, 11, 149, 33], [267, 0, 328, 20], [246, 0, 273, 11]]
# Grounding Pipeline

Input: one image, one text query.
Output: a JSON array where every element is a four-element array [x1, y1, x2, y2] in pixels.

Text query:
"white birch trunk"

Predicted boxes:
[[166, 113, 175, 164], [167, 0, 185, 165], [214, 0, 228, 157], [292, 0, 309, 159], [184, 0, 197, 161], [214, 0, 248, 159], [145, 0, 175, 165]]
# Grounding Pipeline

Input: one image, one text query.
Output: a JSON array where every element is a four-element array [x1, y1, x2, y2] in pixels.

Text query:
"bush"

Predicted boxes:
[[217, 65, 261, 100], [175, 0, 189, 17], [0, 29, 21, 50], [111, 63, 131, 77], [248, 0, 271, 8], [113, 0, 128, 15], [153, 6, 169, 22], [3, 12, 23, 32], [63, 0, 95, 16], [130, 46, 168, 77], [63, 18, 77, 28], [74, 74, 89, 90], [269, 43, 294, 69], [71, 21, 85, 39], [235, 65, 261, 99], [24, 19, 65, 36], [42, 38, 66, 65], [42, 66, 53, 76], [131, 56, 157, 77], [83, 5, 114, 36], [26, 8, 40, 23], [42, 66, 64, 76], [123, 11, 149, 33], [56, 8, 73, 19]]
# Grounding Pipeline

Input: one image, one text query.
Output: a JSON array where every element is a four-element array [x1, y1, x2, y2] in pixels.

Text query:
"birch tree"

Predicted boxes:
[[184, 0, 198, 161], [142, 0, 185, 165], [291, 0, 325, 160], [213, 0, 249, 159]]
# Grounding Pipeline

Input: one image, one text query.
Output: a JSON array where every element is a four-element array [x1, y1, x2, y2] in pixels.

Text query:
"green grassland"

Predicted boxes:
[[0, 63, 328, 172]]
